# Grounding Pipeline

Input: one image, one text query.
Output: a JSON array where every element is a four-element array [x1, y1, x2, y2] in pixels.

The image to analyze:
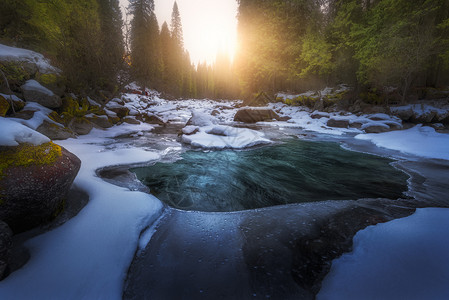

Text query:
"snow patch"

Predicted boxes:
[[356, 125, 449, 160], [319, 208, 449, 300], [21, 80, 55, 96]]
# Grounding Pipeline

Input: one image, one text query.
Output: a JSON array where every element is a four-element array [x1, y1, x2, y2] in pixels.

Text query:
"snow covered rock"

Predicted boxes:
[[182, 125, 271, 149], [0, 142, 81, 233], [234, 108, 281, 123], [361, 122, 391, 133], [0, 221, 12, 280], [391, 104, 449, 124], [186, 111, 217, 126], [20, 80, 62, 109], [0, 44, 59, 74], [182, 125, 200, 135]]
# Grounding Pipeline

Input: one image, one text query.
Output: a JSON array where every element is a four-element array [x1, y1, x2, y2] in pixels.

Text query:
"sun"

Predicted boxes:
[[154, 0, 238, 66]]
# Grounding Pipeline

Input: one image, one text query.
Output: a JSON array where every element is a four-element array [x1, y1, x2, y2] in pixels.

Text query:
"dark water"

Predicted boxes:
[[131, 139, 408, 212]]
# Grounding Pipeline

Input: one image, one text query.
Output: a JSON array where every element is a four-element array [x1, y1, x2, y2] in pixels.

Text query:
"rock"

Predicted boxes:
[[71, 117, 94, 135], [326, 118, 349, 128], [234, 108, 281, 123], [362, 123, 391, 133], [123, 117, 140, 125], [0, 96, 10, 117], [20, 80, 62, 109], [349, 121, 363, 129], [86, 115, 113, 128], [390, 106, 414, 121], [37, 120, 76, 140], [211, 110, 220, 116], [0, 142, 81, 233], [0, 221, 12, 280], [11, 109, 35, 120]]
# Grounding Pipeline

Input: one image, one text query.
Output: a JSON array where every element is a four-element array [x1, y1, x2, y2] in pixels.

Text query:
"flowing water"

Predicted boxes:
[[131, 139, 408, 212]]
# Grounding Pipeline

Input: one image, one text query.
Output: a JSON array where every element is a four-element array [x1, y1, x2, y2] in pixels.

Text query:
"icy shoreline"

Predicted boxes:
[[1, 95, 449, 299]]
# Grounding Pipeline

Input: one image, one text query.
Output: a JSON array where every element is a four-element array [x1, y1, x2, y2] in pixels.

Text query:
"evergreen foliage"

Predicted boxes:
[[234, 0, 449, 102], [0, 0, 125, 95]]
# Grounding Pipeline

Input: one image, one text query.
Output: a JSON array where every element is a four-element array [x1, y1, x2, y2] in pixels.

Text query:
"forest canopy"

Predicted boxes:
[[1, 0, 448, 102]]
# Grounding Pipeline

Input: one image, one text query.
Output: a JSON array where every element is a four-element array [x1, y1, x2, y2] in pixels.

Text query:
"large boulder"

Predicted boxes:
[[234, 108, 281, 123], [0, 142, 81, 233], [20, 80, 62, 109], [0, 221, 12, 280]]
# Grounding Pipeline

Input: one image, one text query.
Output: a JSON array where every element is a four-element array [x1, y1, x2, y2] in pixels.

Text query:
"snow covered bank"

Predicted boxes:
[[356, 125, 449, 160], [0, 117, 49, 146], [318, 208, 449, 300], [0, 123, 163, 299]]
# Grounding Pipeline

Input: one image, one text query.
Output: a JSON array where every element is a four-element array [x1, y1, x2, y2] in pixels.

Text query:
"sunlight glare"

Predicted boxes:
[[154, 0, 238, 65]]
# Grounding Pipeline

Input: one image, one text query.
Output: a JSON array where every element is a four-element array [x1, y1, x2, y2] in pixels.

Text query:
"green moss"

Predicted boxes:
[[360, 92, 383, 105], [36, 73, 59, 85], [0, 62, 30, 86], [0, 142, 62, 179], [61, 97, 90, 123], [0, 95, 10, 117]]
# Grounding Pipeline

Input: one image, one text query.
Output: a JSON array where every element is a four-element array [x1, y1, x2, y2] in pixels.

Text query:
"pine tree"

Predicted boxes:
[[129, 0, 161, 89], [97, 0, 125, 88], [168, 1, 185, 97], [170, 1, 184, 50]]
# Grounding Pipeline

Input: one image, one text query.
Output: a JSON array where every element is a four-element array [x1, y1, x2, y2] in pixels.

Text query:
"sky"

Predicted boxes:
[[120, 0, 239, 65]]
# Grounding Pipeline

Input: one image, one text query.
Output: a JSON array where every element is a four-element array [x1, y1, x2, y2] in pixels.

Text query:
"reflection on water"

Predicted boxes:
[[131, 139, 408, 212]]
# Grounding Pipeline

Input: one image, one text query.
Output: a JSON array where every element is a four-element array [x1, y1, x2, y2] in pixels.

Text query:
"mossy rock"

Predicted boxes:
[[0, 62, 31, 89], [0, 96, 10, 117], [0, 142, 81, 233], [35, 72, 66, 96], [0, 142, 62, 179]]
